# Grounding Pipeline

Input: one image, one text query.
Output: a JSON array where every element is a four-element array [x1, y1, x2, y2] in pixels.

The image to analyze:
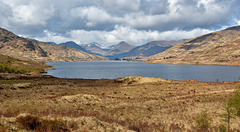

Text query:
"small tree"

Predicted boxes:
[[228, 86, 240, 116], [220, 103, 235, 131], [194, 111, 212, 129], [220, 86, 240, 131]]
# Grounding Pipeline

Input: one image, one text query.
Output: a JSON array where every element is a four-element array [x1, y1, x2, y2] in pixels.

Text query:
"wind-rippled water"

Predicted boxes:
[[47, 61, 240, 82]]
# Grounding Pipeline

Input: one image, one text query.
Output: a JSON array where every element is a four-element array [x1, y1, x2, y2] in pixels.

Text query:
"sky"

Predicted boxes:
[[0, 0, 240, 46]]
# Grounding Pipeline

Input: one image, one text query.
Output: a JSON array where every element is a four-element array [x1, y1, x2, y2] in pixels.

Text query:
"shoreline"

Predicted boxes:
[[46, 59, 240, 66], [140, 59, 240, 66], [1, 73, 239, 83]]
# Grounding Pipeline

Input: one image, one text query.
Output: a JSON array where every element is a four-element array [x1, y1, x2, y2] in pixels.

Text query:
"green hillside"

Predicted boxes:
[[0, 55, 48, 74]]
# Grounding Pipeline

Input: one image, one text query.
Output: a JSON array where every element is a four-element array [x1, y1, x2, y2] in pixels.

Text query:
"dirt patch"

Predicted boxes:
[[114, 76, 171, 85], [60, 94, 102, 103]]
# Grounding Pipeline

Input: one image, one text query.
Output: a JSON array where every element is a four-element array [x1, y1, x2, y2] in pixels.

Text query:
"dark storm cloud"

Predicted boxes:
[[140, 0, 169, 15], [0, 2, 13, 28], [0, 0, 240, 45]]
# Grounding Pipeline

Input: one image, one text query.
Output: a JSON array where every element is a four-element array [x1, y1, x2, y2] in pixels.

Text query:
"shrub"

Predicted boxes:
[[0, 123, 6, 132], [194, 111, 212, 129], [16, 114, 71, 132], [16, 114, 39, 130]]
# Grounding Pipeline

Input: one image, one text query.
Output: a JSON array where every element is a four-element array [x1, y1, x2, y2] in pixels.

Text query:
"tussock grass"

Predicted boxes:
[[0, 76, 239, 131], [16, 114, 74, 132], [0, 80, 35, 84]]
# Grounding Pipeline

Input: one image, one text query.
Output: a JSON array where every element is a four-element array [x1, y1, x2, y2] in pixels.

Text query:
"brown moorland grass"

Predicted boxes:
[[0, 75, 239, 131]]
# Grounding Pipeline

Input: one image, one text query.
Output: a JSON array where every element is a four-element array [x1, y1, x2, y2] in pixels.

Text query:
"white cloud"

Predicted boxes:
[[0, 0, 55, 27], [0, 0, 240, 46], [70, 6, 123, 27], [198, 0, 215, 5], [38, 30, 70, 44], [0, 1, 12, 28], [37, 26, 213, 46], [158, 28, 213, 40], [12, 4, 54, 26], [103, 25, 162, 44], [125, 0, 236, 30], [101, 0, 140, 14]]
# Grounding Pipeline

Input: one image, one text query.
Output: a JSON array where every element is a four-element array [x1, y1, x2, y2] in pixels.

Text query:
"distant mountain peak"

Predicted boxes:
[[118, 41, 128, 44], [59, 41, 78, 46], [114, 41, 134, 48], [114, 41, 135, 48], [48, 42, 57, 45], [64, 41, 77, 44], [82, 42, 107, 49], [111, 41, 136, 53], [59, 41, 86, 52]]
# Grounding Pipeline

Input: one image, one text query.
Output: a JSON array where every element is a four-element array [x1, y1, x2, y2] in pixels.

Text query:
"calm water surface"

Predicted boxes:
[[47, 61, 240, 82]]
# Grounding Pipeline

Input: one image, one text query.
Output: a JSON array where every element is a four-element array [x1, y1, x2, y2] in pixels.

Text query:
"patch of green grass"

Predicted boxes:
[[194, 111, 212, 129], [0, 64, 27, 74], [0, 55, 47, 74]]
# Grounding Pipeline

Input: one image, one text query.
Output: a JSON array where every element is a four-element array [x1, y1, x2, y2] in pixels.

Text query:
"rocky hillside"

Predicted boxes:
[[0, 28, 48, 61], [0, 28, 107, 62], [30, 40, 108, 62], [147, 26, 240, 65]]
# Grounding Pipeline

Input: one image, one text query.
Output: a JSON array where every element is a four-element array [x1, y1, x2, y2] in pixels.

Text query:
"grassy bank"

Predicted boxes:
[[0, 55, 48, 74]]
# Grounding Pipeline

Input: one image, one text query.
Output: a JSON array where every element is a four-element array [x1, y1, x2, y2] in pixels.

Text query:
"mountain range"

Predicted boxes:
[[0, 28, 107, 62], [59, 40, 182, 59], [147, 26, 240, 65], [80, 41, 136, 57], [111, 40, 183, 59]]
